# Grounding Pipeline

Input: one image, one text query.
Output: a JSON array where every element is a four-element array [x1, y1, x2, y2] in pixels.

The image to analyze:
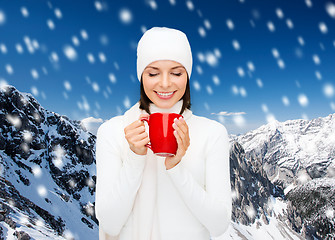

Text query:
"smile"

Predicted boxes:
[[155, 91, 176, 99]]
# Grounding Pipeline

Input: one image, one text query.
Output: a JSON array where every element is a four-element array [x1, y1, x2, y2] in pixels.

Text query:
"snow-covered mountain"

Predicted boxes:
[[0, 86, 97, 239], [1, 85, 333, 239], [80, 117, 104, 136], [230, 115, 335, 239], [231, 115, 335, 190]]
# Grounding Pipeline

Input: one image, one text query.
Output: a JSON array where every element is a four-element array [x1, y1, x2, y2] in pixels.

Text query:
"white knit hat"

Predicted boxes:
[[136, 27, 193, 81]]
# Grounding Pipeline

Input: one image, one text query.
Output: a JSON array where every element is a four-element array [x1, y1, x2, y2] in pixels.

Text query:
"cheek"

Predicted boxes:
[[177, 77, 188, 90], [142, 77, 154, 91]]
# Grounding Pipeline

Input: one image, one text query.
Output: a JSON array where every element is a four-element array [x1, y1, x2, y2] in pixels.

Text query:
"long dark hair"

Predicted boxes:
[[139, 76, 191, 115]]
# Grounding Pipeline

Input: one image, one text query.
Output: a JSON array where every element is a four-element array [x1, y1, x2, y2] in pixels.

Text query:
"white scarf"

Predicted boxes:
[[101, 100, 192, 240]]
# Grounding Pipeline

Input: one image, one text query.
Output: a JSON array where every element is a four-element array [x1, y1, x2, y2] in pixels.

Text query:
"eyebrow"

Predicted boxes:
[[145, 66, 184, 70]]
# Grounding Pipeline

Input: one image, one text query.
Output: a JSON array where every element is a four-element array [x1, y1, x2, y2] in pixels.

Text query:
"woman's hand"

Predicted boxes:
[[124, 113, 150, 155], [165, 117, 190, 170]]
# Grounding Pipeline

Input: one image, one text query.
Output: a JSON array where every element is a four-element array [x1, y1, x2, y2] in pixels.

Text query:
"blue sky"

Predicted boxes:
[[0, 0, 334, 134]]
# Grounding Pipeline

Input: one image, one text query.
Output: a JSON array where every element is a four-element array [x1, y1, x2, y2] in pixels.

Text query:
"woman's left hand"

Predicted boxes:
[[165, 117, 190, 170]]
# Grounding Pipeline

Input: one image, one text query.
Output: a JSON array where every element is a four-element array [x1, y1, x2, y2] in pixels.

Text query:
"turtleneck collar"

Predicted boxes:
[[139, 100, 192, 121], [149, 100, 183, 114]]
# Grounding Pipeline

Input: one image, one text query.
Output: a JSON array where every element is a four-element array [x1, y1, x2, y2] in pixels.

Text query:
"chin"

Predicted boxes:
[[154, 99, 177, 109]]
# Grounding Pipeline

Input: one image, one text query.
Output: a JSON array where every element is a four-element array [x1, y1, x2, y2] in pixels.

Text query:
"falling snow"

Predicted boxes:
[[16, 43, 24, 54], [233, 115, 246, 128], [198, 27, 206, 37], [193, 81, 201, 91], [298, 94, 309, 107], [323, 83, 334, 98], [21, 7, 29, 17], [282, 96, 290, 106], [313, 54, 321, 65], [326, 2, 335, 18], [0, 9, 5, 25], [63, 45, 77, 61], [37, 185, 48, 198], [186, 0, 194, 11], [206, 85, 213, 95], [119, 8, 132, 24], [47, 19, 55, 30], [267, 21, 275, 32], [286, 19, 294, 29], [80, 29, 89, 40], [305, 0, 313, 8], [54, 8, 62, 19], [232, 40, 241, 51], [226, 19, 234, 30], [276, 8, 284, 19]]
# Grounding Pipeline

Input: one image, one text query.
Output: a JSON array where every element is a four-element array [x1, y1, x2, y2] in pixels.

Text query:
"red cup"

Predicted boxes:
[[141, 113, 183, 157]]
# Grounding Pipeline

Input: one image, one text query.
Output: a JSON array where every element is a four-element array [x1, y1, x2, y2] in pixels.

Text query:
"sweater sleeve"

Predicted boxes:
[[95, 119, 146, 237], [167, 125, 232, 238]]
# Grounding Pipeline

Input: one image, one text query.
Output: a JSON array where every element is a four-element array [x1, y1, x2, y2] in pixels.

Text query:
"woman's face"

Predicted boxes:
[[142, 60, 188, 109]]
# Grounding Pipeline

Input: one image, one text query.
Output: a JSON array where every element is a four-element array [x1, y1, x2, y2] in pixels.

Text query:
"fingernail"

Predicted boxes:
[[180, 117, 184, 121], [174, 118, 179, 123], [172, 123, 177, 128]]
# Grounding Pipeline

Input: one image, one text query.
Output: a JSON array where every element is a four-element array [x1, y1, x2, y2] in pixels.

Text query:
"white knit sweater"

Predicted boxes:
[[95, 100, 232, 240]]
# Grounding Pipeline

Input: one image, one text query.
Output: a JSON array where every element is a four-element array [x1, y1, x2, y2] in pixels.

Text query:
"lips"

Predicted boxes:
[[155, 91, 176, 99]]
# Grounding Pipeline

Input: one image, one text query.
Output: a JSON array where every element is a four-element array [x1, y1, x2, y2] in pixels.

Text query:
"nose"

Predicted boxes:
[[159, 73, 172, 88]]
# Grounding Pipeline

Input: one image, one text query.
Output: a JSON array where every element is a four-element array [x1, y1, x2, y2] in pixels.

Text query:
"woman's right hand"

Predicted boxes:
[[124, 113, 150, 156]]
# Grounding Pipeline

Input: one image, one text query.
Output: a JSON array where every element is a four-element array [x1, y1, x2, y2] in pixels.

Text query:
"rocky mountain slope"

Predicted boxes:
[[0, 85, 97, 239], [231, 115, 335, 189]]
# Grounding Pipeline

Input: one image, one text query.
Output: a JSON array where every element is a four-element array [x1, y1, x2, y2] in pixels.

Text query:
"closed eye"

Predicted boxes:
[[149, 73, 158, 77], [171, 73, 182, 76]]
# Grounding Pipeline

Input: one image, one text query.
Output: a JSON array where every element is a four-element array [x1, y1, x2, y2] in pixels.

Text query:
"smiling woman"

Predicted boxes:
[[140, 60, 190, 113], [95, 27, 232, 240]]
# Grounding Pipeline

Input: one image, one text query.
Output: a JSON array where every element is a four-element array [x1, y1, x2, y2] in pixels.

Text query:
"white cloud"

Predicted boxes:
[[211, 111, 246, 116]]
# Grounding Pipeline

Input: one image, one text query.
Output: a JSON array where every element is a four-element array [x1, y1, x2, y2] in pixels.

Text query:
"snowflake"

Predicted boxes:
[[72, 36, 80, 46], [147, 0, 158, 10], [226, 19, 234, 30], [47, 19, 55, 30], [21, 7, 29, 18], [276, 8, 284, 19], [198, 26, 206, 37], [319, 22, 328, 34], [193, 81, 201, 91], [54, 8, 62, 19], [186, 0, 194, 11], [297, 36, 305, 46], [6, 114, 22, 128], [123, 96, 130, 109], [233, 115, 246, 128], [80, 29, 89, 40], [298, 94, 309, 107], [267, 21, 275, 32], [0, 9, 6, 25], [63, 45, 77, 61], [16, 43, 24, 54], [286, 19, 294, 29], [266, 113, 276, 123], [282, 96, 290, 106], [37, 185, 48, 197], [323, 83, 334, 98], [32, 166, 42, 178], [64, 81, 72, 91], [119, 8, 132, 24], [87, 53, 95, 64], [326, 2, 335, 18]]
